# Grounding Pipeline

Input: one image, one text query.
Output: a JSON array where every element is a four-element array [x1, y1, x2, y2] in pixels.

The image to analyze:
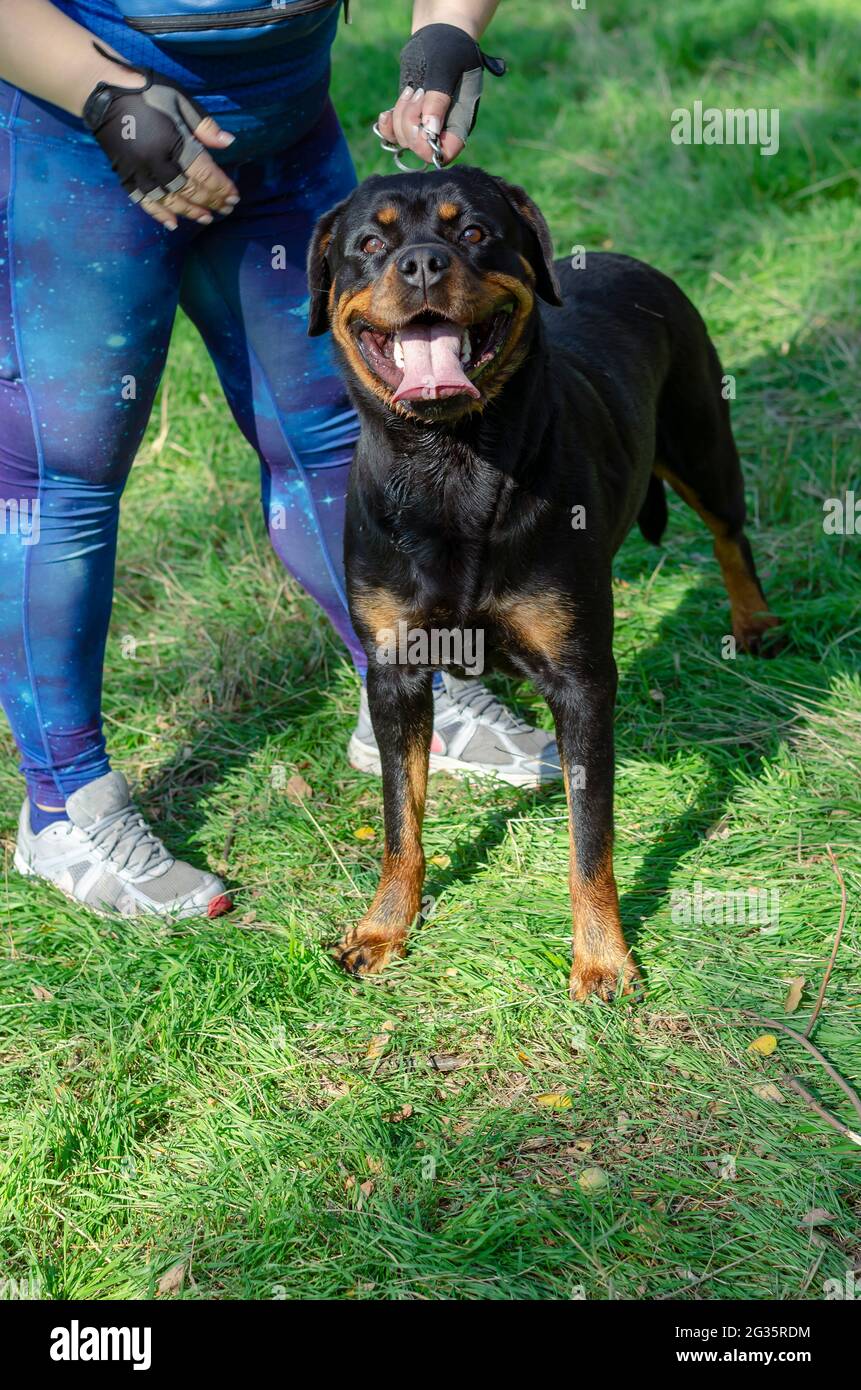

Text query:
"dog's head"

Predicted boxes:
[[307, 166, 561, 421]]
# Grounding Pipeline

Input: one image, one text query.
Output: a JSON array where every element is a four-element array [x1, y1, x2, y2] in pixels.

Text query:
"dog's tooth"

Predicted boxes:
[[393, 337, 405, 370], [460, 330, 471, 364]]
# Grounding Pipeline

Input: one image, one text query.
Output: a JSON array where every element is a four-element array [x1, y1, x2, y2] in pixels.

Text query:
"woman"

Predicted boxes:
[[0, 0, 559, 921]]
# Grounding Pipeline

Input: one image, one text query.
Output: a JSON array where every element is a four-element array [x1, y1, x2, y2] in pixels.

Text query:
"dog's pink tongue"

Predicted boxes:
[[392, 322, 480, 403]]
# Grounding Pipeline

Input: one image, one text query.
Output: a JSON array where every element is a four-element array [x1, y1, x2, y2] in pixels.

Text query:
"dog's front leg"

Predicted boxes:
[[338, 664, 432, 977], [543, 664, 640, 1002]]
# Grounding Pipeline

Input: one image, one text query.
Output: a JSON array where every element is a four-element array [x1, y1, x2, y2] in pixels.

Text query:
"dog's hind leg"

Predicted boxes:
[[656, 340, 781, 654], [655, 455, 781, 655], [539, 658, 640, 1002], [338, 665, 432, 977]]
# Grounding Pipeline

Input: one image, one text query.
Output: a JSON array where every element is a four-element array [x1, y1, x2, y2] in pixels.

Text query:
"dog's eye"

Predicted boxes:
[[460, 225, 485, 245], [361, 234, 386, 255]]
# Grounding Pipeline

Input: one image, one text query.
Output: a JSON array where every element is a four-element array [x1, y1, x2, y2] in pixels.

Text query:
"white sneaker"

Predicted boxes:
[[348, 674, 562, 788], [14, 771, 232, 920]]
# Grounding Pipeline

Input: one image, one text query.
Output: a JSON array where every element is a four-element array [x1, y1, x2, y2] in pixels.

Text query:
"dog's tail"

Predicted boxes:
[[637, 472, 668, 545]]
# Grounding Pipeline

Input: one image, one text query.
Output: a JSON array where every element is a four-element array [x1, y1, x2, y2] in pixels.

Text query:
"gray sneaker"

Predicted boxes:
[[348, 674, 562, 787], [14, 771, 232, 920]]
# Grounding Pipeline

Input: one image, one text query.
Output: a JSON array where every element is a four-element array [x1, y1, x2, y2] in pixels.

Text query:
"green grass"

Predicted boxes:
[[1, 0, 859, 1300]]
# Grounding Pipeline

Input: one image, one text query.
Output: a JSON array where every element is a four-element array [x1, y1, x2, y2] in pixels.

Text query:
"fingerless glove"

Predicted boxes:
[[82, 44, 208, 203]]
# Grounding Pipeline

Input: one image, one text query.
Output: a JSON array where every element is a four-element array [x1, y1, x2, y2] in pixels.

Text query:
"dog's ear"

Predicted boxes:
[[490, 177, 562, 306], [307, 197, 350, 337]]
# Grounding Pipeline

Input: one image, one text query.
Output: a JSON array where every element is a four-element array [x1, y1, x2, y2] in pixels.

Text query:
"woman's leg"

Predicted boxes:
[[0, 94, 184, 814], [178, 102, 366, 673]]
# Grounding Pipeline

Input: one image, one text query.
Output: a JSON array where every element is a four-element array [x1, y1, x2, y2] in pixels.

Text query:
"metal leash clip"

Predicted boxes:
[[423, 125, 446, 169], [372, 120, 446, 172]]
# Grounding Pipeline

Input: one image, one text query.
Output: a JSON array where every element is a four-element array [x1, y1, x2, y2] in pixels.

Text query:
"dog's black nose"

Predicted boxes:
[[396, 243, 451, 290]]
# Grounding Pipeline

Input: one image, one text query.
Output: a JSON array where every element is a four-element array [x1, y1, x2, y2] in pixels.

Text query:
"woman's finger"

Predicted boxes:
[[412, 89, 453, 163], [138, 197, 179, 232], [161, 188, 215, 224], [192, 113, 236, 153], [376, 106, 397, 147], [391, 85, 424, 152], [437, 128, 465, 166], [185, 151, 239, 209]]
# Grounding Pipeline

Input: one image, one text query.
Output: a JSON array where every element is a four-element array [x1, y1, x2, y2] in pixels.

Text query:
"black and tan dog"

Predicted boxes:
[[307, 166, 780, 1000]]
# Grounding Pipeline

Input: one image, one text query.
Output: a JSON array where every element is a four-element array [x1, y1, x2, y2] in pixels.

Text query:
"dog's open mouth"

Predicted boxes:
[[352, 305, 514, 404]]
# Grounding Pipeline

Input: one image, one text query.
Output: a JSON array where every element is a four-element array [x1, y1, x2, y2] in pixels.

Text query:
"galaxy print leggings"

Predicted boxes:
[[0, 89, 364, 813]]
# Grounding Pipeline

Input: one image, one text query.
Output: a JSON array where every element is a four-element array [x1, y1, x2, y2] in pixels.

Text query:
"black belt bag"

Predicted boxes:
[[113, 0, 348, 53]]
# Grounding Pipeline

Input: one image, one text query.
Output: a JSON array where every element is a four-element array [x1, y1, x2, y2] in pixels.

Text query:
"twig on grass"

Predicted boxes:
[[805, 843, 847, 1037], [657, 1253, 750, 1301], [784, 1077, 861, 1147]]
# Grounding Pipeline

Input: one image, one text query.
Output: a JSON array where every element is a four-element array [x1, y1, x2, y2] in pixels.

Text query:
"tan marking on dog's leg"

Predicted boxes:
[[339, 739, 429, 977], [656, 464, 780, 651], [352, 585, 414, 643], [491, 590, 574, 662], [712, 534, 781, 650], [561, 767, 639, 1002]]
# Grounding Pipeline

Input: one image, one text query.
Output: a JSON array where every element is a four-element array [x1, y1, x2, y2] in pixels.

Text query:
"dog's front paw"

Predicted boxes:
[[337, 924, 406, 977], [569, 952, 641, 1003]]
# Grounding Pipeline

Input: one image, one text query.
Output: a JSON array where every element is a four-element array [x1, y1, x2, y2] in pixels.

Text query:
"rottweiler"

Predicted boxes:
[[306, 166, 780, 1000]]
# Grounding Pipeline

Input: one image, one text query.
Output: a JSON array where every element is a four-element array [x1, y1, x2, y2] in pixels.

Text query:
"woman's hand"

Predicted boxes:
[[82, 51, 239, 229], [376, 4, 503, 167]]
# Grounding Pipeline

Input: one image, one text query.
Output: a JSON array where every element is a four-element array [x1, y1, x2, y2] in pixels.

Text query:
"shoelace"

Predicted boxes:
[[438, 679, 535, 735], [86, 805, 173, 879]]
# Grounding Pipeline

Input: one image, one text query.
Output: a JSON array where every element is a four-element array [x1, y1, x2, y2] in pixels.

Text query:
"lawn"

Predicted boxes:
[[1, 0, 859, 1300]]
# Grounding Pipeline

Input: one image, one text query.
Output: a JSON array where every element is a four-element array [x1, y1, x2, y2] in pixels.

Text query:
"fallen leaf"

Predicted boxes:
[[359, 1179, 375, 1199], [364, 1034, 392, 1061], [705, 815, 731, 842], [428, 1054, 468, 1073], [578, 1166, 609, 1193], [534, 1092, 573, 1111], [384, 1104, 412, 1123], [354, 825, 376, 841], [783, 977, 805, 1014], [798, 1208, 837, 1228], [429, 853, 451, 868], [752, 1081, 785, 1103], [31, 984, 53, 1002], [748, 1033, 777, 1056], [365, 1156, 383, 1174], [157, 1261, 187, 1296], [286, 774, 313, 802]]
